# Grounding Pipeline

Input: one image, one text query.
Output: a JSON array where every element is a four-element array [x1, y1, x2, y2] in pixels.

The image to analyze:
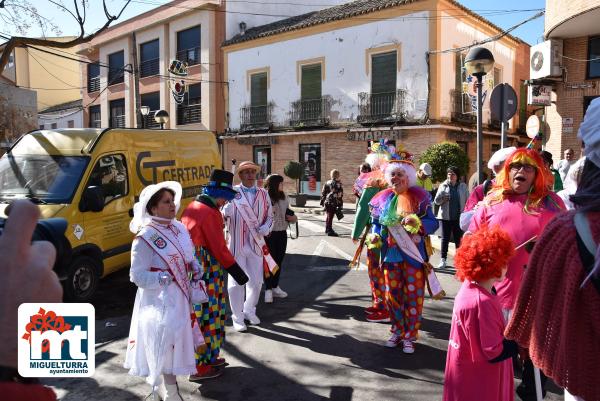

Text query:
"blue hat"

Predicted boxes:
[[203, 169, 237, 200]]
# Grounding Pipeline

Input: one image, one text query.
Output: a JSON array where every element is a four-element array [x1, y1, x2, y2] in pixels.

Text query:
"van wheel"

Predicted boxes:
[[64, 255, 100, 302]]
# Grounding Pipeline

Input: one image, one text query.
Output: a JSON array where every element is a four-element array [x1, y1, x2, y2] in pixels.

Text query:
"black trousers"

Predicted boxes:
[[265, 230, 288, 289], [441, 219, 463, 259]]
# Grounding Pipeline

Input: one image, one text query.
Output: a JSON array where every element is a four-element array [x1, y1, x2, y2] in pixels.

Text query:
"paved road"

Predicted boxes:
[[44, 208, 562, 401]]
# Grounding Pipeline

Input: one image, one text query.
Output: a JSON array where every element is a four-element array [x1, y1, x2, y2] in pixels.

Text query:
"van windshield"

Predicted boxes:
[[0, 154, 90, 204]]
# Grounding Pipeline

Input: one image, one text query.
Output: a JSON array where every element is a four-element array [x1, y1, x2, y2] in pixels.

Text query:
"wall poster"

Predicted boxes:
[[299, 143, 321, 196], [253, 145, 271, 187]]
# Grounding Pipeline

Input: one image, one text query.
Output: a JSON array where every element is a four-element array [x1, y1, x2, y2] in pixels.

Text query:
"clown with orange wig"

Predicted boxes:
[[368, 150, 439, 353], [443, 225, 518, 401]]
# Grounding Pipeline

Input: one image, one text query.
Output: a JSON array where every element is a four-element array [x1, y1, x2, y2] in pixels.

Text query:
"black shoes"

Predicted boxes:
[[326, 230, 339, 237]]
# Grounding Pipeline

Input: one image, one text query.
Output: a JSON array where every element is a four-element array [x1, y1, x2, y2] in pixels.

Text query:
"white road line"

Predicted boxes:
[[299, 219, 327, 234], [312, 240, 326, 256]]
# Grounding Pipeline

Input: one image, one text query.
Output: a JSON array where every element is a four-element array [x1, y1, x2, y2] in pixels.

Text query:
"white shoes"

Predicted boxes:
[[158, 382, 183, 401], [402, 340, 415, 354], [384, 332, 402, 348], [232, 320, 247, 332], [437, 258, 447, 269], [244, 312, 261, 325], [272, 287, 288, 298], [264, 290, 273, 303]]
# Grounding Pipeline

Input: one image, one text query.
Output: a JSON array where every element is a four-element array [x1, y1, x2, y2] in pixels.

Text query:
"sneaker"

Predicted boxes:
[[209, 358, 227, 367], [244, 313, 261, 325], [232, 320, 247, 332], [189, 365, 222, 381], [272, 287, 288, 298], [364, 306, 379, 314], [384, 332, 402, 348], [402, 340, 415, 354], [437, 258, 447, 269], [264, 290, 273, 303], [366, 310, 390, 323]]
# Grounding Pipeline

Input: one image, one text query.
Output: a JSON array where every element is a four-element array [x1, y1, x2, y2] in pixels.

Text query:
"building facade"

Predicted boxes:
[[38, 100, 83, 130], [541, 0, 600, 159], [0, 75, 37, 151], [221, 0, 530, 199], [79, 0, 225, 132]]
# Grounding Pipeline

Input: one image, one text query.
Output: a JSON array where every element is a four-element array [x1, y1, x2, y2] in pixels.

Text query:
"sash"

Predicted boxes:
[[234, 192, 279, 274], [140, 224, 191, 300], [387, 223, 446, 300]]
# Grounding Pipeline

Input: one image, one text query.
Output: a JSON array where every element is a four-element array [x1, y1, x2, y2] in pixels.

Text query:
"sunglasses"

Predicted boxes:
[[509, 163, 536, 173]]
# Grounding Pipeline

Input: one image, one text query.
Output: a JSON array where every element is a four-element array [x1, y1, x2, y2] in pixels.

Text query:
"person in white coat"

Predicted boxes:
[[223, 161, 273, 332], [124, 181, 202, 401]]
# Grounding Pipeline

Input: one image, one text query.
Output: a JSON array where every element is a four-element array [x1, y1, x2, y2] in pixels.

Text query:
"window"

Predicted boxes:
[[587, 37, 600, 79], [109, 99, 125, 128], [7, 52, 14, 68], [584, 96, 600, 115], [87, 154, 128, 205], [370, 51, 397, 118], [493, 67, 502, 87], [108, 50, 125, 84], [140, 39, 159, 77], [142, 92, 161, 128], [250, 72, 268, 107], [299, 143, 321, 196], [39, 124, 45, 130], [51, 123, 57, 129], [67, 120, 74, 128], [301, 64, 322, 100], [87, 63, 100, 93], [177, 84, 201, 125], [89, 105, 101, 128], [177, 26, 200, 65]]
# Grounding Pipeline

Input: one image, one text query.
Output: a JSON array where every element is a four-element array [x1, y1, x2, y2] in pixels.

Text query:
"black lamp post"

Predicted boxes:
[[154, 109, 169, 130], [464, 46, 495, 185]]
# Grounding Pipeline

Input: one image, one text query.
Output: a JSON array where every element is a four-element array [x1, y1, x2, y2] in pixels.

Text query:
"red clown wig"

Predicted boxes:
[[486, 148, 554, 213], [455, 225, 515, 282]]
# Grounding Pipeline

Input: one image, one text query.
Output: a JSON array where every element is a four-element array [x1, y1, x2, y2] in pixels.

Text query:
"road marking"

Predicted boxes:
[[311, 239, 367, 271]]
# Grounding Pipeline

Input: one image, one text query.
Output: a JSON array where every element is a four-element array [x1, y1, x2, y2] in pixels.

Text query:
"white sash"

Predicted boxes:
[[387, 223, 445, 300], [140, 224, 191, 300], [234, 192, 279, 274]]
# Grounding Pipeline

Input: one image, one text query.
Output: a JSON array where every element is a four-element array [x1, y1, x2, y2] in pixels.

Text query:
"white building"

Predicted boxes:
[[38, 100, 83, 129]]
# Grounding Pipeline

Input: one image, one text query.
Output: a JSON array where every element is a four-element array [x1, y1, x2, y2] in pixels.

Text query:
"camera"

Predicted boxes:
[[0, 217, 72, 273]]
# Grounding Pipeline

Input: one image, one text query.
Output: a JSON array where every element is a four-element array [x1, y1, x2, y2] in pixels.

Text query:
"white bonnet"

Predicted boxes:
[[129, 181, 182, 233]]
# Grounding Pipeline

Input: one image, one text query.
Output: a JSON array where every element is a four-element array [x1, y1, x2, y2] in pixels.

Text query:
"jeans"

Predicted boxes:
[[441, 219, 463, 259]]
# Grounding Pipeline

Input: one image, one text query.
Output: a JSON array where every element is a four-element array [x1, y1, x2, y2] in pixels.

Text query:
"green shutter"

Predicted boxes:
[[250, 72, 267, 107], [301, 64, 322, 100], [371, 51, 397, 94], [455, 53, 463, 90]]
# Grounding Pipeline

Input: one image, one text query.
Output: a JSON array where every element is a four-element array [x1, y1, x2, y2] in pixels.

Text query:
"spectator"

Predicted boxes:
[[359, 162, 372, 175], [320, 169, 343, 237], [434, 166, 468, 268], [557, 148, 576, 182], [557, 157, 586, 210], [539, 150, 563, 191], [263, 174, 297, 303], [416, 163, 433, 192], [468, 170, 488, 194]]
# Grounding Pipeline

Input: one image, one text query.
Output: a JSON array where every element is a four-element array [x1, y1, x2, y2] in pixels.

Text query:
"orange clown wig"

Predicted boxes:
[[455, 225, 515, 282], [486, 148, 554, 213]]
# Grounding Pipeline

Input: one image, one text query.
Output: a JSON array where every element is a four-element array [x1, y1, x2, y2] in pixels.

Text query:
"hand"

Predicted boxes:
[[0, 200, 61, 368], [258, 225, 270, 236], [352, 238, 359, 244], [285, 215, 297, 223], [401, 216, 417, 226], [158, 272, 173, 286]]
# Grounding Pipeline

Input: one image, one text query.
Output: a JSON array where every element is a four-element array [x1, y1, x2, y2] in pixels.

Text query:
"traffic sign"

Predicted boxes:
[[526, 115, 540, 139], [490, 83, 518, 122]]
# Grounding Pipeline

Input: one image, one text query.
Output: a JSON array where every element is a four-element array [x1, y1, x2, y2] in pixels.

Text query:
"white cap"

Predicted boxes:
[[487, 146, 516, 172], [579, 97, 600, 168], [419, 163, 432, 176]]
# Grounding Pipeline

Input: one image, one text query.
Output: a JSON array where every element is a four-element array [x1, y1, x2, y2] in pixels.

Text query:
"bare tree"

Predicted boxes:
[[0, 0, 132, 74]]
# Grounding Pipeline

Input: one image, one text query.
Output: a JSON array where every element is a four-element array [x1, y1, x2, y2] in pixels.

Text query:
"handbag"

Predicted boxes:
[[335, 209, 344, 220], [190, 279, 208, 304]]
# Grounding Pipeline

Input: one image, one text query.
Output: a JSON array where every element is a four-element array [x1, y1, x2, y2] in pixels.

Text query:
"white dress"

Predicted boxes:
[[123, 220, 198, 385]]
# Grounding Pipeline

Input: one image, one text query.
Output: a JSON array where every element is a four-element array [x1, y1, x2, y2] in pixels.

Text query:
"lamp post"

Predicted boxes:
[[464, 47, 494, 185], [154, 109, 169, 130], [140, 106, 150, 129]]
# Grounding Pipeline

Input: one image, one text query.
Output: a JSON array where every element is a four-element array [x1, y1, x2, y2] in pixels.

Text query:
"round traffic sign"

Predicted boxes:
[[490, 83, 518, 122], [526, 115, 540, 138]]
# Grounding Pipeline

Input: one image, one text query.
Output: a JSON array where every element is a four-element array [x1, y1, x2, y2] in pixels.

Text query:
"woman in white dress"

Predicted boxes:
[[124, 181, 202, 401]]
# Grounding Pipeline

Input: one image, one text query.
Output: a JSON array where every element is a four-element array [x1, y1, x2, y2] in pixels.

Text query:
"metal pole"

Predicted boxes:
[[476, 73, 484, 185], [500, 84, 507, 148], [501, 122, 506, 148]]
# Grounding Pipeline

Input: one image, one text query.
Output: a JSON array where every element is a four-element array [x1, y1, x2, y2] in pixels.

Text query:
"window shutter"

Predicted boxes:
[[301, 64, 322, 100], [371, 51, 397, 94], [250, 72, 267, 107]]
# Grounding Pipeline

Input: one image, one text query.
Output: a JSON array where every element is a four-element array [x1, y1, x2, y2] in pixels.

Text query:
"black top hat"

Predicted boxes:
[[205, 169, 236, 193]]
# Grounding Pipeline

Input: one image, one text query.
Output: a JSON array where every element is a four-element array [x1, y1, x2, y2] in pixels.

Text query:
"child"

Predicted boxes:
[[443, 225, 518, 401]]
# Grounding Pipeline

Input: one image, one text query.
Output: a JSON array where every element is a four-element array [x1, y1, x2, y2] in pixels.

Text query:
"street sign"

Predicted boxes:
[[490, 83, 518, 122], [526, 115, 540, 138]]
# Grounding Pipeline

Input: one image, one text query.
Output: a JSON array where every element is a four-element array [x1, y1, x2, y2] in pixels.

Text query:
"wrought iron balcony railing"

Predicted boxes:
[[110, 115, 126, 128], [89, 119, 101, 128], [240, 104, 273, 132], [87, 76, 100, 93], [177, 103, 202, 125], [140, 58, 159, 77], [357, 89, 407, 124], [142, 111, 161, 129], [289, 97, 332, 128], [176, 46, 200, 66], [450, 89, 476, 124]]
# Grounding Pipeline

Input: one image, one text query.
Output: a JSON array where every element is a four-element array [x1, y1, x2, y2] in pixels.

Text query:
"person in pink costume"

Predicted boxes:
[[443, 225, 518, 401], [468, 148, 564, 316]]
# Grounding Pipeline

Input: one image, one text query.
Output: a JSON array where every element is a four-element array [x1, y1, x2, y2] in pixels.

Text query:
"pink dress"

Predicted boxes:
[[443, 281, 513, 401], [468, 193, 564, 310]]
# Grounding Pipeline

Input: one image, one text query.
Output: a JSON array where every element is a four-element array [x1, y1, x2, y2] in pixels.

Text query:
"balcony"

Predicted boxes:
[[289, 97, 332, 128], [110, 115, 126, 128], [89, 119, 101, 128], [177, 103, 202, 125], [240, 104, 273, 133], [450, 90, 476, 125], [143, 111, 161, 129], [176, 46, 200, 66], [87, 76, 100, 93], [140, 58, 159, 77], [357, 89, 407, 125]]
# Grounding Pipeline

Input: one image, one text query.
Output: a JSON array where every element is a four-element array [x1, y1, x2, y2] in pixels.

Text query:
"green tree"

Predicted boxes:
[[419, 142, 470, 183], [283, 160, 304, 194]]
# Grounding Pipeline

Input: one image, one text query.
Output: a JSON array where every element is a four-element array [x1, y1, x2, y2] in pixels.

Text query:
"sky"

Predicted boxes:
[[1, 0, 546, 45]]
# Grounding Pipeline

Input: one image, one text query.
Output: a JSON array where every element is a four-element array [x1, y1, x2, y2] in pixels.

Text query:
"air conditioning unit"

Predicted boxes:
[[530, 40, 563, 80]]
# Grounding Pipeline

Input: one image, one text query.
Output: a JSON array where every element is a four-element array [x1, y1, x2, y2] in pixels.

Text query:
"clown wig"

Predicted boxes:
[[486, 148, 554, 213], [455, 225, 515, 282], [384, 161, 417, 188]]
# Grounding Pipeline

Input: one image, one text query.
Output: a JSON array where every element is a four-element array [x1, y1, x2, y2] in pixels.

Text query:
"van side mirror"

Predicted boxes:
[[79, 186, 105, 212]]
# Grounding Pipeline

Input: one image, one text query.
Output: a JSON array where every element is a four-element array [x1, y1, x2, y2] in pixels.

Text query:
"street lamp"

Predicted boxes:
[[140, 106, 150, 129], [154, 109, 169, 130], [464, 46, 494, 185]]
